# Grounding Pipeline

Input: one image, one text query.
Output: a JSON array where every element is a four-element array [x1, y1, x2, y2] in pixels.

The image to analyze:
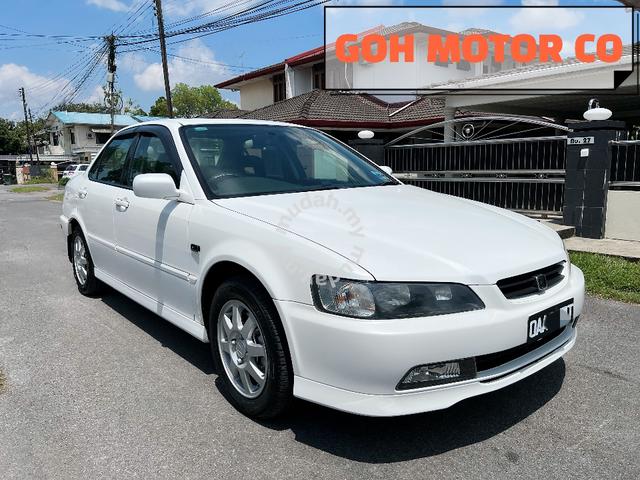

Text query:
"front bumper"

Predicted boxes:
[[275, 265, 584, 416]]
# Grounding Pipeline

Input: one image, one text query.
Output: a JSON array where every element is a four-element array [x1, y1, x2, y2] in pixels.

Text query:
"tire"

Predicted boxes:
[[71, 228, 101, 296], [208, 275, 293, 419]]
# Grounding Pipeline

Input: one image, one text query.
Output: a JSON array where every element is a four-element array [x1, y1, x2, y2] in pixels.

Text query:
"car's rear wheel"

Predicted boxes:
[[209, 276, 292, 418], [71, 229, 101, 296]]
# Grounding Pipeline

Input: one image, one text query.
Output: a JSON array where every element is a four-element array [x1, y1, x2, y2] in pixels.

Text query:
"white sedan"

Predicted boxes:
[[60, 119, 584, 418]]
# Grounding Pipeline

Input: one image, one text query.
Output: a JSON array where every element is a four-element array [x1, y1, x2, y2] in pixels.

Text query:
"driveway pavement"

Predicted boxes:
[[0, 186, 639, 479]]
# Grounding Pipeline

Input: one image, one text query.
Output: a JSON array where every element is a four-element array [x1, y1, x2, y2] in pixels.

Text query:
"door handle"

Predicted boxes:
[[78, 189, 87, 199], [114, 197, 130, 210]]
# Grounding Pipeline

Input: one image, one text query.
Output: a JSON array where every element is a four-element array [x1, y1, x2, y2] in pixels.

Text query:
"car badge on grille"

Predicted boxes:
[[534, 274, 548, 291]]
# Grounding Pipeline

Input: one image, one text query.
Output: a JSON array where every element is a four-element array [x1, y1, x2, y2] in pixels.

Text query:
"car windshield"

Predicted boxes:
[[181, 124, 397, 198]]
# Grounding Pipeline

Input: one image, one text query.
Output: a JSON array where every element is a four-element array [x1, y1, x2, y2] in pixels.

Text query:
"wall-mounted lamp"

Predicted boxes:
[[583, 98, 612, 121]]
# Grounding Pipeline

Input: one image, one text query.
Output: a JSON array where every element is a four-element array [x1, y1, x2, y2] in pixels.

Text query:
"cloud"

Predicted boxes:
[[0, 64, 69, 118], [85, 85, 105, 104], [164, 0, 232, 18], [86, 0, 130, 12], [131, 39, 230, 92], [511, 1, 583, 31]]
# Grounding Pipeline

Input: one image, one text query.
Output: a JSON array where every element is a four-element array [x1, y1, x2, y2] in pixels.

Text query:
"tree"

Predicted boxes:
[[149, 96, 168, 117], [0, 118, 24, 154], [123, 98, 147, 116], [50, 102, 109, 114], [149, 84, 237, 118]]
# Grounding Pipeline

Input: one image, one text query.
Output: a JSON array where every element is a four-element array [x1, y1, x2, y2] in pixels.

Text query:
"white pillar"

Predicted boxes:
[[444, 107, 457, 143]]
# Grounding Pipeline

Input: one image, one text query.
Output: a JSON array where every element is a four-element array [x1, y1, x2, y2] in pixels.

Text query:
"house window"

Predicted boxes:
[[273, 73, 286, 103], [312, 63, 325, 89], [69, 129, 76, 145], [95, 132, 111, 145], [52, 132, 59, 146]]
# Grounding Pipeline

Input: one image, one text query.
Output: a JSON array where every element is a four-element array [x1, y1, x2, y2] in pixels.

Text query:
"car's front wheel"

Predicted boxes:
[[209, 276, 292, 418], [71, 229, 101, 296]]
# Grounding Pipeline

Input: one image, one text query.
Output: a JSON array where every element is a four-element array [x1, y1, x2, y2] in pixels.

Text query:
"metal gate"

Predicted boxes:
[[385, 116, 570, 215], [610, 140, 640, 188]]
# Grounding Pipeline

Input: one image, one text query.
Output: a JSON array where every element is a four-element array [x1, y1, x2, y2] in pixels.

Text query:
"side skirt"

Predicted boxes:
[[95, 268, 209, 343]]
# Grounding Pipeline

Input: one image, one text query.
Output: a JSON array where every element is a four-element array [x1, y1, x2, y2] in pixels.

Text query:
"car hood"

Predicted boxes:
[[213, 185, 566, 284]]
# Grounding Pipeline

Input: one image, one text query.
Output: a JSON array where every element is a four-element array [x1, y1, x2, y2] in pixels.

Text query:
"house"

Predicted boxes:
[[215, 22, 526, 110], [44, 112, 161, 162]]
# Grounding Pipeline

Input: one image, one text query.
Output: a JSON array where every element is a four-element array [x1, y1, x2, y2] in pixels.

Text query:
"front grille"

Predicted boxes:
[[497, 262, 565, 299], [475, 326, 566, 373]]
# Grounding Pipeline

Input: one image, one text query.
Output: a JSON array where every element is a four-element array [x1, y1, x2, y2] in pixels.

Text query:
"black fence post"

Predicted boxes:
[[563, 120, 626, 239], [348, 139, 385, 164]]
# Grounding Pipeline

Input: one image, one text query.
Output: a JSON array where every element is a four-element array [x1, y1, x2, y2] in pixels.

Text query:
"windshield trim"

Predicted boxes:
[[178, 124, 400, 200]]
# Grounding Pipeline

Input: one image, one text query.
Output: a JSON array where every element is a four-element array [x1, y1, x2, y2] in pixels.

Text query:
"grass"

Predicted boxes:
[[24, 176, 56, 185], [570, 251, 640, 304], [46, 193, 65, 202], [11, 186, 50, 193]]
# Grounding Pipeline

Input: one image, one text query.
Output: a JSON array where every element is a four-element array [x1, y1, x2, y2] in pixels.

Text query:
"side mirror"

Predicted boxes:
[[380, 165, 393, 176], [133, 173, 180, 200]]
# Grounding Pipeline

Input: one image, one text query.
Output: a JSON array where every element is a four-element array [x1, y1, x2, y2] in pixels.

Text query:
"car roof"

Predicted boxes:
[[117, 118, 309, 134]]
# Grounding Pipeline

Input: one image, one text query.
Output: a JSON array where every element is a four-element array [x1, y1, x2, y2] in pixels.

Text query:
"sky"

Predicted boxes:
[[0, 0, 630, 119]]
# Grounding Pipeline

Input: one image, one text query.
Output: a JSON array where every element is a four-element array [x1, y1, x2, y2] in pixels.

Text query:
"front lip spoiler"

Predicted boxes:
[[393, 325, 575, 393]]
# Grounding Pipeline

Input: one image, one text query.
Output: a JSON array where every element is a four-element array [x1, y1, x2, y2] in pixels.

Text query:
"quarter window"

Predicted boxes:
[[126, 134, 180, 187], [89, 136, 135, 186]]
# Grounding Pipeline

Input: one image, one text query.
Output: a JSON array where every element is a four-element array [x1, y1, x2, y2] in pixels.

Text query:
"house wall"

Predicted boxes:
[[606, 191, 640, 242], [291, 65, 313, 96], [239, 77, 274, 110], [350, 33, 481, 90]]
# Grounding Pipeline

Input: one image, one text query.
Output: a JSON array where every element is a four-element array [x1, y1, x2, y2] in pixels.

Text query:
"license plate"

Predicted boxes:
[[527, 299, 574, 343]]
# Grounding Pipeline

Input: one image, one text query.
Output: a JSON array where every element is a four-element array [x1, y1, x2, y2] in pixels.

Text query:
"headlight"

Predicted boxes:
[[311, 276, 485, 319]]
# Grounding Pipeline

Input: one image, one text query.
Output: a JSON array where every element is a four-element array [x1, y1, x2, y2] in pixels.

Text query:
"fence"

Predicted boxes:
[[609, 140, 640, 188], [0, 154, 76, 164], [385, 136, 567, 215]]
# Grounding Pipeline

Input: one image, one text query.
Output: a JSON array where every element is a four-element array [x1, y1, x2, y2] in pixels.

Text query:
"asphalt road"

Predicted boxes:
[[0, 185, 639, 480]]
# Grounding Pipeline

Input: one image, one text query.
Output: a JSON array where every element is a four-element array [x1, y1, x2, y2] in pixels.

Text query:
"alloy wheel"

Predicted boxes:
[[73, 235, 88, 286], [217, 300, 268, 398]]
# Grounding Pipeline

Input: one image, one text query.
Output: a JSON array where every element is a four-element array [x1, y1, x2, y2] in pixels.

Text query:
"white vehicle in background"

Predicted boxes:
[[62, 164, 88, 179], [60, 119, 585, 419]]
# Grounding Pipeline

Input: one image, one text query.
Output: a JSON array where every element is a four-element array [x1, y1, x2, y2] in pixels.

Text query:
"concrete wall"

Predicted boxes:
[[291, 66, 313, 97], [239, 78, 274, 110], [605, 191, 640, 242]]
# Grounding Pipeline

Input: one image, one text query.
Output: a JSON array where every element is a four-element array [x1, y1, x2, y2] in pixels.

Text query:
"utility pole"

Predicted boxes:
[[106, 34, 117, 134], [18, 87, 34, 166], [154, 0, 173, 117], [28, 108, 41, 165]]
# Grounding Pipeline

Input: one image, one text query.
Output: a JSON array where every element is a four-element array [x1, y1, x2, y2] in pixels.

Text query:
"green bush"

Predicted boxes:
[[58, 177, 70, 187]]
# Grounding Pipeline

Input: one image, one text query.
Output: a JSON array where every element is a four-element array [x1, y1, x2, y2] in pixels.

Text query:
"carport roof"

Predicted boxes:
[[232, 90, 447, 129]]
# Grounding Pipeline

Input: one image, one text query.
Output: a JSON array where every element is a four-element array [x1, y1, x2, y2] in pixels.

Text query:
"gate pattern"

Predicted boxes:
[[385, 116, 570, 215]]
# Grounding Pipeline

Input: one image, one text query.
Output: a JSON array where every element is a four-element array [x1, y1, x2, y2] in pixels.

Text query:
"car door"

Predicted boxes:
[[81, 134, 136, 279], [113, 126, 197, 319]]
